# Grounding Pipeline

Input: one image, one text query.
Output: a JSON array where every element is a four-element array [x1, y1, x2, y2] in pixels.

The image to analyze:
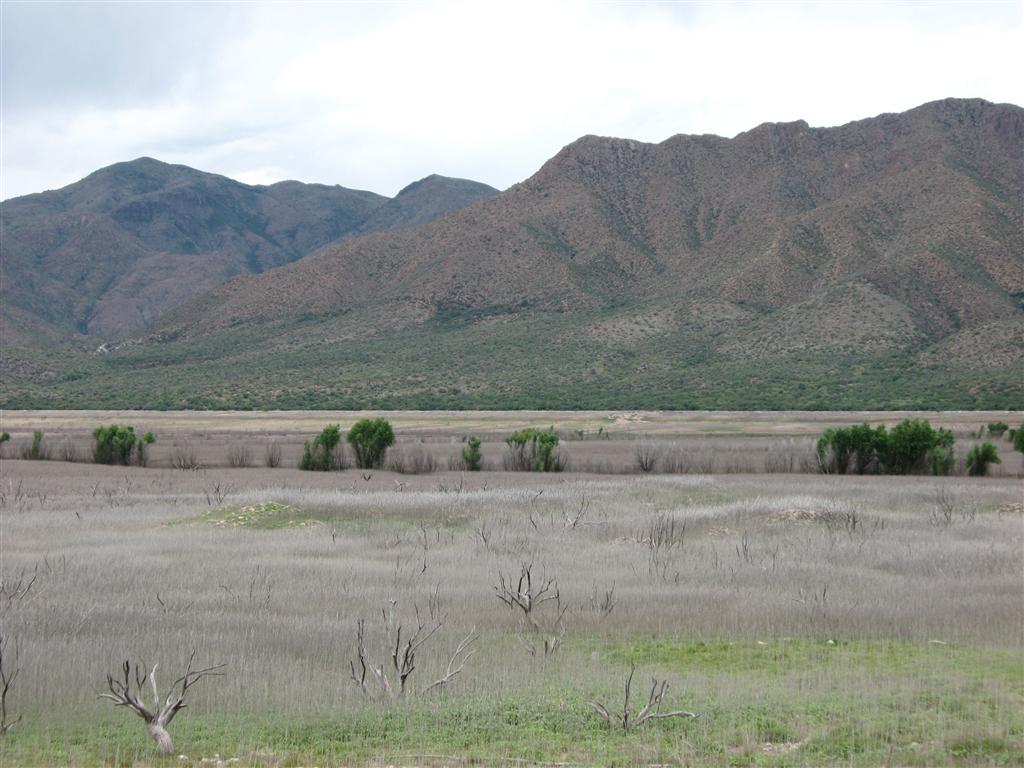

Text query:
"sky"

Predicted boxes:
[[1, 1, 1021, 201]]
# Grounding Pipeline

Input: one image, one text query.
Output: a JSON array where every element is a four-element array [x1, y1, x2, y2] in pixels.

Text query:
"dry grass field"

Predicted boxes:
[[0, 412, 1021, 766]]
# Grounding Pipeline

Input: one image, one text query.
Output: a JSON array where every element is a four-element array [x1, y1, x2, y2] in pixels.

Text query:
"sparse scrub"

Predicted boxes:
[[388, 446, 438, 474], [347, 418, 395, 469], [227, 443, 252, 468], [635, 442, 659, 472], [18, 431, 48, 461], [57, 437, 77, 463], [264, 441, 282, 468], [170, 442, 199, 470]]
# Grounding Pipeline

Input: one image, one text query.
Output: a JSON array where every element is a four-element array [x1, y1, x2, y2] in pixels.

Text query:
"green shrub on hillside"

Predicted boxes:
[[505, 428, 564, 472], [347, 418, 395, 469], [300, 424, 343, 471]]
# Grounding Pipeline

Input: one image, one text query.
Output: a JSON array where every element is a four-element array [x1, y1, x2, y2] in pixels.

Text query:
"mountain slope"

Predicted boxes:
[[0, 160, 497, 340], [3, 98, 1022, 410], [169, 98, 1022, 341]]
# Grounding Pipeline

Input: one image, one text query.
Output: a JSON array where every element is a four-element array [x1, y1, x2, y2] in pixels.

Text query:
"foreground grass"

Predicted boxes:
[[3, 639, 1021, 767], [2, 463, 1020, 766]]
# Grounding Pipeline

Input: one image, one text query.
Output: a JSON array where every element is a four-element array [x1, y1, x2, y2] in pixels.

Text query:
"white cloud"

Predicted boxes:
[[1, 0, 1021, 200]]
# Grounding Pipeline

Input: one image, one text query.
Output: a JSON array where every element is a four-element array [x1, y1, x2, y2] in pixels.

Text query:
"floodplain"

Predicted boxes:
[[0, 411, 1021, 766]]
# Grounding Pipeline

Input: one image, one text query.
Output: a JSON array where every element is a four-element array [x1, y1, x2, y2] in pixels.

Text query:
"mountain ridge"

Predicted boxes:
[[0, 158, 498, 340], [2, 97, 1021, 410]]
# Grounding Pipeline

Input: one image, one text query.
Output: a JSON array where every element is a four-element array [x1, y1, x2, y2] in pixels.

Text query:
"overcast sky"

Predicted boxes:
[[1, 1, 1021, 201]]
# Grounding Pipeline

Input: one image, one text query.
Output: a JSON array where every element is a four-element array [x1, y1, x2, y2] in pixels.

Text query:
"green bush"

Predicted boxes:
[[965, 443, 1001, 477], [818, 419, 954, 476], [91, 425, 153, 466], [461, 436, 482, 471], [816, 423, 886, 474], [0, 432, 9, 444], [1012, 423, 1024, 454], [300, 424, 343, 471], [987, 422, 1009, 437], [882, 419, 953, 475], [504, 428, 564, 472], [92, 425, 137, 465], [347, 418, 395, 469]]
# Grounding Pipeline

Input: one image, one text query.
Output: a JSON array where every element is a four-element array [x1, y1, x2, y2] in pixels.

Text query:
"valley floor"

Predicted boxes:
[[0, 456, 1021, 766]]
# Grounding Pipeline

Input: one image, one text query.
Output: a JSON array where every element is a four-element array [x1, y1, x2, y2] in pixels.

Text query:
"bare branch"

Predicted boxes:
[[0, 636, 22, 735], [589, 665, 698, 731], [422, 630, 478, 695]]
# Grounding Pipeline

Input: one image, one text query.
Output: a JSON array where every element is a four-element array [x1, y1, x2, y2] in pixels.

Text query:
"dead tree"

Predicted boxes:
[[0, 636, 20, 735], [496, 563, 568, 657], [589, 665, 698, 732], [494, 562, 559, 630], [99, 651, 225, 755], [350, 604, 470, 699]]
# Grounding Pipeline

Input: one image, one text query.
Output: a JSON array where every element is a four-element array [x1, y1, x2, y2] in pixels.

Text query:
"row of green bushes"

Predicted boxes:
[[4, 419, 1016, 477], [1, 427, 155, 465], [817, 418, 1021, 477], [298, 421, 565, 473]]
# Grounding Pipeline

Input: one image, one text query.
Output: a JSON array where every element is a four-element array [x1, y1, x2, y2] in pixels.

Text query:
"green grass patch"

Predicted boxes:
[[181, 501, 321, 530], [3, 639, 1021, 766]]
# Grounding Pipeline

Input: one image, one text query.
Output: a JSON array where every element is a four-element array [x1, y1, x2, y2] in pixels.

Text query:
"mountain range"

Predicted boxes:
[[2, 97, 1021, 410], [0, 160, 497, 340]]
